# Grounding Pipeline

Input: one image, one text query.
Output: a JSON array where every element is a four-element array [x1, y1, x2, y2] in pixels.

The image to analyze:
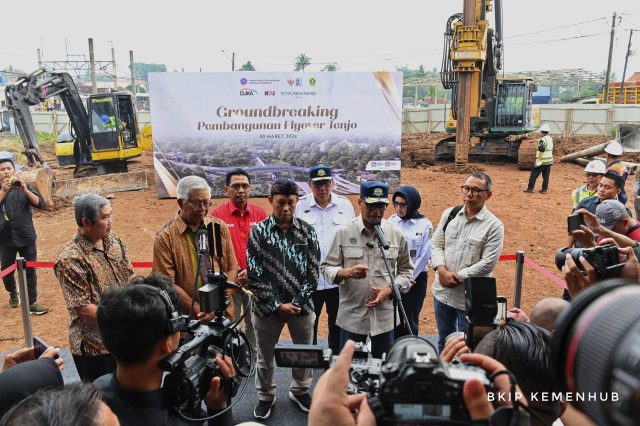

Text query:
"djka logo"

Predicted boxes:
[[264, 90, 276, 96], [240, 88, 258, 96], [240, 78, 248, 85]]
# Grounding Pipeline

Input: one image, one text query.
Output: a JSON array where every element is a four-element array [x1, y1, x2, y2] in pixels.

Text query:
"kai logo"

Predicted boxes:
[[240, 88, 258, 96], [309, 77, 317, 87], [373, 188, 384, 197], [264, 90, 276, 96]]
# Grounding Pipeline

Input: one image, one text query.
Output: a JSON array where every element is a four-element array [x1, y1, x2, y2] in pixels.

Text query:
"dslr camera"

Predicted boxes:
[[555, 244, 624, 279], [8, 176, 22, 187], [275, 337, 494, 424], [160, 268, 251, 418]]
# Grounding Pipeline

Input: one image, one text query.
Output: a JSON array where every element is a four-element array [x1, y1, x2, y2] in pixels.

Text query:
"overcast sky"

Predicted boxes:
[[1, 0, 638, 80]]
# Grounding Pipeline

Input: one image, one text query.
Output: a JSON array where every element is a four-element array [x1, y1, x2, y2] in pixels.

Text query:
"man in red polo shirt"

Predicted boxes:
[[211, 168, 267, 353]]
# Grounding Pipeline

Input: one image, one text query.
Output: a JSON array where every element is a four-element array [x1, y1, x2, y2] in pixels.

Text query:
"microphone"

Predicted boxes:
[[196, 225, 208, 255], [372, 220, 390, 250]]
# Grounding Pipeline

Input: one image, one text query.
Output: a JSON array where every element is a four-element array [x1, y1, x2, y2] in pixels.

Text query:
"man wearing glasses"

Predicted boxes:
[[430, 172, 504, 352], [153, 175, 238, 320], [211, 168, 267, 354], [295, 165, 355, 354], [321, 181, 413, 359]]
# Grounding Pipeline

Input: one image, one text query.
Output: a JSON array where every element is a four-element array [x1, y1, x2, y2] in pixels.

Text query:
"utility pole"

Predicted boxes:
[[618, 29, 634, 104], [129, 50, 137, 104], [232, 52, 236, 71], [89, 38, 97, 94], [604, 12, 617, 104], [110, 41, 117, 90], [37, 48, 42, 68]]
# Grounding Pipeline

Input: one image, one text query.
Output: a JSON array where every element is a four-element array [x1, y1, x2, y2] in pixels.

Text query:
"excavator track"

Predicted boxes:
[[412, 135, 455, 165], [517, 138, 539, 170]]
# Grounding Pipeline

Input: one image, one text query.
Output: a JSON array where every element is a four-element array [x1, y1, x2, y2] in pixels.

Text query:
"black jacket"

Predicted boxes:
[[0, 184, 44, 247]]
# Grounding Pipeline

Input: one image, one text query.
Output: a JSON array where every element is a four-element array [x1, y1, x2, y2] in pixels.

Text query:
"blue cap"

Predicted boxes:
[[360, 181, 389, 204], [309, 165, 332, 181]]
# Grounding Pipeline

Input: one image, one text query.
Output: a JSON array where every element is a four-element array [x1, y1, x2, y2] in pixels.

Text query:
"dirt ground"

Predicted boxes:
[[1, 133, 631, 351]]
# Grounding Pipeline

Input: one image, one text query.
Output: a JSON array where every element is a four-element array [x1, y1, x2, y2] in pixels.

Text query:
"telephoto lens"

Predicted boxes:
[[551, 279, 640, 426]]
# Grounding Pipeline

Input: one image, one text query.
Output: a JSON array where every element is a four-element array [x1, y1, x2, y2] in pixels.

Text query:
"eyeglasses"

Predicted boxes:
[[312, 180, 332, 188], [229, 183, 250, 191], [185, 199, 212, 209], [366, 203, 388, 212], [393, 201, 407, 208], [461, 186, 488, 196]]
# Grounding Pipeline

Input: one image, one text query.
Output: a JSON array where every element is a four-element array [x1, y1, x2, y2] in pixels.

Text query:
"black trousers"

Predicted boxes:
[[1, 243, 38, 305], [527, 164, 552, 191], [72, 354, 116, 382], [311, 287, 341, 352], [396, 271, 428, 337]]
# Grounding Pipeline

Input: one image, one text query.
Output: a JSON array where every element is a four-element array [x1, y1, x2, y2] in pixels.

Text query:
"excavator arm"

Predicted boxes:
[[4, 68, 92, 168]]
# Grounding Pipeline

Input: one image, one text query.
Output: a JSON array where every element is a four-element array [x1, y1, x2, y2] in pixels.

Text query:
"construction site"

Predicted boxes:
[[1, 0, 640, 424]]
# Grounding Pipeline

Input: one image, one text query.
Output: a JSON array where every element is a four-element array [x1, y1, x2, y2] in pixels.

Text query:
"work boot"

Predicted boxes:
[[9, 292, 20, 308], [29, 303, 49, 315], [540, 189, 548, 194], [523, 189, 534, 193]]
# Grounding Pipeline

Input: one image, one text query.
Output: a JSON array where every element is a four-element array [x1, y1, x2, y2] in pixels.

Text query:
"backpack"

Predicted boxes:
[[442, 205, 463, 232]]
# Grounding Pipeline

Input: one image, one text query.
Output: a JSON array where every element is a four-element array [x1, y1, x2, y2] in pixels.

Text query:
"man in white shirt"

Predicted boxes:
[[295, 165, 355, 353], [430, 172, 504, 352]]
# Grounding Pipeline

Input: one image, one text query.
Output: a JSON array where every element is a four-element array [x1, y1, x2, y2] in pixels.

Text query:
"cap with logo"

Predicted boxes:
[[596, 199, 628, 229], [360, 181, 389, 204], [309, 165, 333, 181]]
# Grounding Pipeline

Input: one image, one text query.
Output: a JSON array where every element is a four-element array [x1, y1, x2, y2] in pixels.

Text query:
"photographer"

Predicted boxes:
[[0, 154, 47, 314], [309, 340, 528, 426], [571, 201, 640, 249], [94, 274, 235, 426]]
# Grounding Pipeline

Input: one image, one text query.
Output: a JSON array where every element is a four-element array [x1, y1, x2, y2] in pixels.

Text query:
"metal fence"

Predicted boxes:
[[402, 104, 640, 136], [7, 111, 152, 135]]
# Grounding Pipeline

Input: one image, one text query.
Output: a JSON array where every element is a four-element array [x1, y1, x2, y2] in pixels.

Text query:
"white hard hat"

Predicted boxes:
[[539, 124, 550, 133], [584, 160, 606, 174], [604, 140, 623, 156]]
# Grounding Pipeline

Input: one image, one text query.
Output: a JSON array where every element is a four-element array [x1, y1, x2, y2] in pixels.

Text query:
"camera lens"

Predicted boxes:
[[552, 279, 640, 425], [555, 247, 581, 271]]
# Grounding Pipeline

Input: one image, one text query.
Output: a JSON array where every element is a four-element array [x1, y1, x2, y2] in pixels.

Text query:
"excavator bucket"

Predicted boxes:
[[53, 169, 148, 198], [618, 124, 640, 153]]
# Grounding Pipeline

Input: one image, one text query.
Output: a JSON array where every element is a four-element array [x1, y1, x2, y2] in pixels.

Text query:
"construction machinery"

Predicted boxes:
[[4, 68, 152, 203], [413, 0, 540, 169]]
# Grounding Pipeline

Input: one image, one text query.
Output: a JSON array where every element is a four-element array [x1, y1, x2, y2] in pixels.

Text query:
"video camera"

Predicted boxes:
[[554, 244, 624, 279], [464, 277, 508, 350], [160, 221, 253, 420], [275, 337, 501, 424]]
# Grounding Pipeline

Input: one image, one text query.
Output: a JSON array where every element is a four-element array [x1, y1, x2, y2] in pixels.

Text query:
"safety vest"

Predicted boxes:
[[539, 135, 553, 165], [571, 185, 597, 208]]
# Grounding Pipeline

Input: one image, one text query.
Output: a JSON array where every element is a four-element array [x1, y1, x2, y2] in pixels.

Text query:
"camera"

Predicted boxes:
[[160, 272, 250, 418], [552, 278, 640, 426], [276, 337, 493, 424], [554, 244, 624, 279], [8, 176, 22, 187]]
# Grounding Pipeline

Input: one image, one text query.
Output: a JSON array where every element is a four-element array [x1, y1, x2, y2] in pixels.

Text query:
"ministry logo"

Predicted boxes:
[[240, 78, 248, 85]]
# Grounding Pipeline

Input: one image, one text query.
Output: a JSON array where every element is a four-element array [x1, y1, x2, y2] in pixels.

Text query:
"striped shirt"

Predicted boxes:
[[247, 215, 320, 317]]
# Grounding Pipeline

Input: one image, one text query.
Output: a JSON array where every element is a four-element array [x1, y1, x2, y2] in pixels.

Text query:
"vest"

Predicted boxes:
[[540, 135, 553, 164]]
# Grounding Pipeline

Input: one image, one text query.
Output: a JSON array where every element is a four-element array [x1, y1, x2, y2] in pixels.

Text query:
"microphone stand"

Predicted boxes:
[[375, 231, 413, 340]]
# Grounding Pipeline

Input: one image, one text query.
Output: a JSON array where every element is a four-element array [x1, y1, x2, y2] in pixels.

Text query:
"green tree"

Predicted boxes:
[[134, 63, 168, 81], [238, 61, 256, 71], [322, 63, 338, 72], [294, 53, 312, 71]]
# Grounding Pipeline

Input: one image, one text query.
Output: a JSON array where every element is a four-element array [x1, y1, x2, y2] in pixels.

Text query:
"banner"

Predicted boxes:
[[149, 72, 402, 197]]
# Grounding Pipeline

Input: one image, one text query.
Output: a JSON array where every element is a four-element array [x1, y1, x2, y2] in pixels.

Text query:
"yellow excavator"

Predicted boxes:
[[413, 0, 539, 169], [4, 68, 153, 202]]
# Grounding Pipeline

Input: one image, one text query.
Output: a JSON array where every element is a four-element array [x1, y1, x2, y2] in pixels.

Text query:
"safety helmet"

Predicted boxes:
[[100, 114, 109, 123], [584, 160, 606, 174], [604, 140, 623, 156], [539, 124, 550, 133]]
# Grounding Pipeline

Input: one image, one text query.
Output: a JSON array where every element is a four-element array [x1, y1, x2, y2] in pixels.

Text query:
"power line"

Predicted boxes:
[[507, 17, 608, 39], [505, 32, 610, 47]]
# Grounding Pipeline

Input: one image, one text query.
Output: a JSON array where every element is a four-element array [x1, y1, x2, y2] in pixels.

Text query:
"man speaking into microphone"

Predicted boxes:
[[153, 175, 238, 321], [321, 181, 413, 358]]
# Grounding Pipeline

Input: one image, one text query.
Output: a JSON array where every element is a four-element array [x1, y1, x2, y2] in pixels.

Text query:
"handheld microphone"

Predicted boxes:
[[196, 226, 208, 255], [372, 220, 390, 250]]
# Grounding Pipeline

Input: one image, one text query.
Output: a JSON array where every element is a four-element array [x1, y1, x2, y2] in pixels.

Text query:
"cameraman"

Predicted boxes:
[[94, 274, 235, 426], [0, 154, 47, 314]]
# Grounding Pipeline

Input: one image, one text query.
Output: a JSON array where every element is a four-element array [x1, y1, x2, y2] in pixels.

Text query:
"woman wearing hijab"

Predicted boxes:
[[389, 185, 433, 337]]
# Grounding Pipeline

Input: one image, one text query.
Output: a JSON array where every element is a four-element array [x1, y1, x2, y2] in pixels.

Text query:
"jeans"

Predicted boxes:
[[1, 243, 38, 305], [339, 328, 394, 359], [434, 297, 466, 353], [527, 164, 551, 191], [311, 287, 341, 352], [396, 271, 428, 338]]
